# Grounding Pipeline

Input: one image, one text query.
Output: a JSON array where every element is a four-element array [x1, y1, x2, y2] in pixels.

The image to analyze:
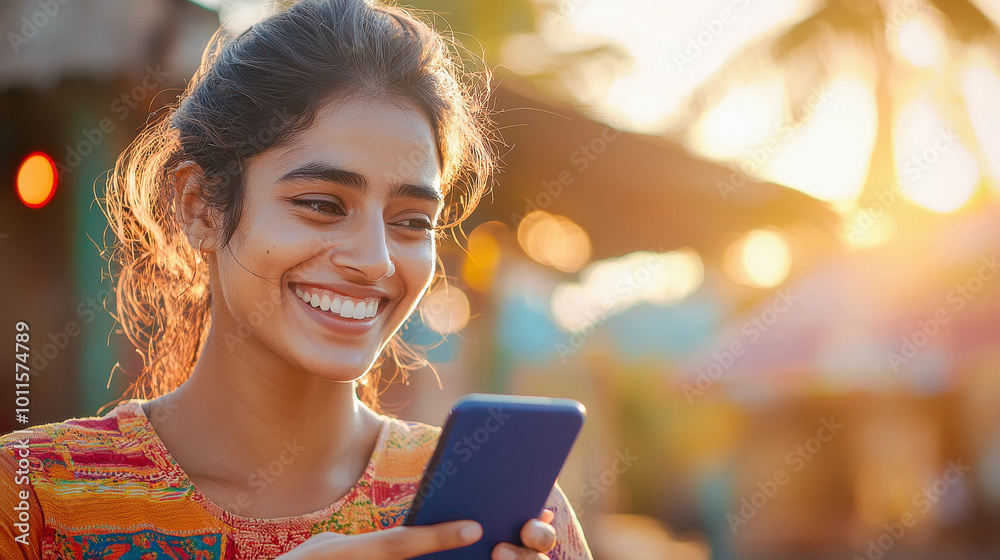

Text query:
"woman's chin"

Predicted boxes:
[[298, 353, 377, 384]]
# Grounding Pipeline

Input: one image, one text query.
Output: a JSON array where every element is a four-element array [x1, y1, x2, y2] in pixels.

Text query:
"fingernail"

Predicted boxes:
[[498, 547, 516, 560], [461, 523, 482, 542]]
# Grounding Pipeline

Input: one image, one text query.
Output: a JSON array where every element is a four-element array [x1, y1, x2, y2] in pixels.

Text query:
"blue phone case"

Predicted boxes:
[[403, 393, 586, 559]]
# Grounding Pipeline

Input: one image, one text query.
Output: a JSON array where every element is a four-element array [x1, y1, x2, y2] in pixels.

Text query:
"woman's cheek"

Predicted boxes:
[[414, 240, 438, 291]]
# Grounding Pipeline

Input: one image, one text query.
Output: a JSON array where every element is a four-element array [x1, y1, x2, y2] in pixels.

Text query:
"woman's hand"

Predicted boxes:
[[491, 508, 558, 560], [274, 520, 482, 560]]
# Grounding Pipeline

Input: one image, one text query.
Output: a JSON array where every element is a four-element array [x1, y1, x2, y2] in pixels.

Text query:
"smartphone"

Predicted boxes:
[[403, 393, 586, 559]]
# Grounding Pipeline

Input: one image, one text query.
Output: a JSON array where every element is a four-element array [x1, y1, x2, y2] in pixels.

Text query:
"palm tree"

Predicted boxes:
[[681, 0, 1000, 223]]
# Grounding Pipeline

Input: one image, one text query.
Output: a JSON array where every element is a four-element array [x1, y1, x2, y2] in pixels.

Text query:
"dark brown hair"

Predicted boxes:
[[102, 0, 493, 410]]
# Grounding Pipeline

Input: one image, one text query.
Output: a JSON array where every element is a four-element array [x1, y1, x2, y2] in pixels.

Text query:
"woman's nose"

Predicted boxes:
[[328, 210, 393, 281]]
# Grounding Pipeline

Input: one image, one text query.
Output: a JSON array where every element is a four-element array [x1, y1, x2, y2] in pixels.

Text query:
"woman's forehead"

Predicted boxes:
[[261, 95, 442, 190]]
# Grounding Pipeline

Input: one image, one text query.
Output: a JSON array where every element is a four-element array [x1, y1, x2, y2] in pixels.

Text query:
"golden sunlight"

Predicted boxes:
[[893, 14, 946, 68], [554, 0, 820, 133], [763, 76, 877, 204], [893, 93, 980, 213], [692, 77, 784, 160], [842, 210, 897, 249], [962, 59, 1000, 187]]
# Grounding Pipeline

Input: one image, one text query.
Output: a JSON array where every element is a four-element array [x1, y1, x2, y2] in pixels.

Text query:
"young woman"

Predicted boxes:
[[0, 1, 593, 558]]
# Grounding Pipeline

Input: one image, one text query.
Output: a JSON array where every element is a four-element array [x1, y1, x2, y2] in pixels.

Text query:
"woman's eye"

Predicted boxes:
[[393, 216, 439, 238], [398, 218, 434, 230], [292, 198, 342, 216]]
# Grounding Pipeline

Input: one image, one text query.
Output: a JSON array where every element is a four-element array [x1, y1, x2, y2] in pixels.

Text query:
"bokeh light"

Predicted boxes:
[[551, 249, 703, 332], [725, 228, 793, 288], [420, 285, 471, 335], [461, 222, 504, 291], [16, 152, 58, 209], [517, 211, 592, 273]]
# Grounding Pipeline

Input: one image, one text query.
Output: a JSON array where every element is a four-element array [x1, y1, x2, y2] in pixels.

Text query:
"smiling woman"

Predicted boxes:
[[0, 1, 592, 559]]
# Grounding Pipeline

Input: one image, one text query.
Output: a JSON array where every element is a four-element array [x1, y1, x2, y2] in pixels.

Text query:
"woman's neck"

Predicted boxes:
[[143, 328, 384, 517]]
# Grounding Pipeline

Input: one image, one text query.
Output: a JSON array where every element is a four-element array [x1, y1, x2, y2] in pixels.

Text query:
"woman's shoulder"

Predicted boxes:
[[375, 414, 442, 472], [0, 400, 149, 481], [380, 414, 442, 451], [368, 413, 441, 501]]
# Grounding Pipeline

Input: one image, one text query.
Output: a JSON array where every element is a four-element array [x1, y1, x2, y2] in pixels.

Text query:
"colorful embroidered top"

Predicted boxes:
[[0, 400, 592, 559]]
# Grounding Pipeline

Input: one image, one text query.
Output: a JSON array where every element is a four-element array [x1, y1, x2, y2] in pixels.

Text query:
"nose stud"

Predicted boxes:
[[380, 260, 395, 280]]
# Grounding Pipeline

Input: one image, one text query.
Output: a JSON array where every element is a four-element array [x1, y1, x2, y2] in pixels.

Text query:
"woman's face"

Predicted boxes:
[[209, 94, 442, 382]]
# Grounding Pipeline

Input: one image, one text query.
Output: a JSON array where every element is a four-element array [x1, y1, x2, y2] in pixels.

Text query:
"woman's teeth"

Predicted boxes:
[[295, 287, 379, 319]]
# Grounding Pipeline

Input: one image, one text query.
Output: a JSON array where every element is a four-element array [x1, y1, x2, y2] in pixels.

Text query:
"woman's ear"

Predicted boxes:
[[171, 161, 221, 253]]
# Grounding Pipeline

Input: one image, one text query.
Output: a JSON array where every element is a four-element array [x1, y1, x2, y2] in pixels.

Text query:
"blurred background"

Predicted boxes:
[[3, 0, 1000, 558]]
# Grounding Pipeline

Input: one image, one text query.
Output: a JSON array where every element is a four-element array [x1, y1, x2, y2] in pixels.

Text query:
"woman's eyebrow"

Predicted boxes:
[[278, 161, 442, 206], [391, 182, 443, 207], [277, 161, 368, 191]]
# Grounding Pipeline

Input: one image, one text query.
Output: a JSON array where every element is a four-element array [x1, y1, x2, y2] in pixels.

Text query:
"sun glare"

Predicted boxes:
[[763, 76, 877, 204], [893, 15, 946, 68], [962, 59, 1000, 188], [893, 93, 980, 213], [692, 78, 784, 160], [555, 0, 821, 133]]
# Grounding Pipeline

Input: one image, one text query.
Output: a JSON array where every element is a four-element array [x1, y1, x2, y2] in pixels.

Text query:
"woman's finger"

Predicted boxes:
[[308, 521, 482, 560], [492, 542, 549, 560], [520, 517, 558, 553]]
